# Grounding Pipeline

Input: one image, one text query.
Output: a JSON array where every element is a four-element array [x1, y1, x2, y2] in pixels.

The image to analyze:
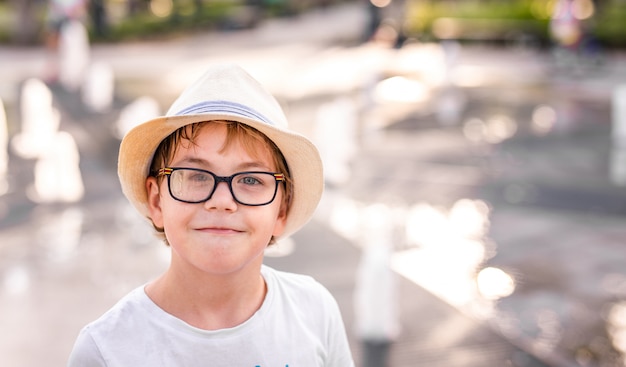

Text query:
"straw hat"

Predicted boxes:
[[118, 63, 324, 240]]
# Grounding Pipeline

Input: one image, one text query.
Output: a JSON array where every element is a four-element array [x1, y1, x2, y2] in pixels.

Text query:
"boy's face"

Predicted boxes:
[[145, 123, 288, 276]]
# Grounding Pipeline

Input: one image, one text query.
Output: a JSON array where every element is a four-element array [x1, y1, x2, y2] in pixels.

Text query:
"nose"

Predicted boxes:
[[204, 181, 238, 211]]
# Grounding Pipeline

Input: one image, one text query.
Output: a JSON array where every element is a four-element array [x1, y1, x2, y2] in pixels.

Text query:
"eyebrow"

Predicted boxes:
[[173, 157, 274, 171]]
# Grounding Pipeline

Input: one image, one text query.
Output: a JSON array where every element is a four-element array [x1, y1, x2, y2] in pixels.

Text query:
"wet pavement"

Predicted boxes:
[[2, 2, 626, 367]]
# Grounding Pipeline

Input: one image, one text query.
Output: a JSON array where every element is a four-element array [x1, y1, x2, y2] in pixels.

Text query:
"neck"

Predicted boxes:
[[146, 260, 267, 330]]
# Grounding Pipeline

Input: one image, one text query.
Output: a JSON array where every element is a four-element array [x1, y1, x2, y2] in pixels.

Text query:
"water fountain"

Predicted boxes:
[[28, 131, 84, 204], [58, 20, 90, 92], [354, 203, 399, 367], [436, 41, 466, 126], [313, 97, 357, 186], [114, 96, 161, 139], [11, 78, 60, 159], [11, 78, 84, 203], [82, 61, 114, 112]]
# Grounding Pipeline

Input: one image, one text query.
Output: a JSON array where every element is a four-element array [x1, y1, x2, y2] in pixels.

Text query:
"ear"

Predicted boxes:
[[146, 177, 164, 228]]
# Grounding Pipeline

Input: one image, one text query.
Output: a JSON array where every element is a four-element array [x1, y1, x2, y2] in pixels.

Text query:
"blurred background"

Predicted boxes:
[[1, 0, 626, 366]]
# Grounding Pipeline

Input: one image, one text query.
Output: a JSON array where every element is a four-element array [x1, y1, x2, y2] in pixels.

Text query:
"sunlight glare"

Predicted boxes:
[[374, 76, 429, 104], [397, 199, 493, 308], [448, 199, 490, 239], [392, 43, 448, 87], [476, 267, 516, 300], [391, 243, 480, 307], [405, 203, 449, 247]]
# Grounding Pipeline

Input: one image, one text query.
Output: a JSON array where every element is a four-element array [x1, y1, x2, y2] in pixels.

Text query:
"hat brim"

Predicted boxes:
[[118, 112, 324, 241]]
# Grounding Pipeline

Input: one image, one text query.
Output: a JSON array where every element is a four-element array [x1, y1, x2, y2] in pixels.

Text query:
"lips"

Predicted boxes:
[[196, 226, 243, 235]]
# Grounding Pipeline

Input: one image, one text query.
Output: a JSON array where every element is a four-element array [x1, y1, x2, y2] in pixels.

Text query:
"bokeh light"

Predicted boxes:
[[476, 267, 516, 300], [532, 104, 557, 135], [150, 0, 173, 18]]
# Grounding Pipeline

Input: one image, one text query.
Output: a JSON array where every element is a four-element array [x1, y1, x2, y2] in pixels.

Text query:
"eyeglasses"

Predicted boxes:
[[157, 167, 285, 206]]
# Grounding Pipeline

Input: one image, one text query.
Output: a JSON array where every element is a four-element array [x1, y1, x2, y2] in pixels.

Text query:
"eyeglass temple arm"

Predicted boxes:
[[157, 168, 173, 177]]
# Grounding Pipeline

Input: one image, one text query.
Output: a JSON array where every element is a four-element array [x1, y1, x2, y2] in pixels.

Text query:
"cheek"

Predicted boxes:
[[270, 197, 288, 237], [161, 201, 192, 228]]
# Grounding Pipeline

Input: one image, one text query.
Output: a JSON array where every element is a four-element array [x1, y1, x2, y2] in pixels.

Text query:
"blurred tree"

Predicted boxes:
[[128, 0, 149, 15], [193, 0, 204, 20], [11, 0, 39, 44], [170, 0, 181, 23], [194, 0, 203, 12]]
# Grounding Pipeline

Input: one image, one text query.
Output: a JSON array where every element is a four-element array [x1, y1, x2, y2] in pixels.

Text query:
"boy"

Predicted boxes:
[[67, 64, 355, 366]]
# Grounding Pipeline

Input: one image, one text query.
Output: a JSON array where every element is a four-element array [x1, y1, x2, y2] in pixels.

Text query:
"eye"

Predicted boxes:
[[187, 171, 212, 183], [239, 175, 263, 186]]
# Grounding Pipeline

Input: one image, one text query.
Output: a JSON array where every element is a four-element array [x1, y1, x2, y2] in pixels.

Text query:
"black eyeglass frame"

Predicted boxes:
[[157, 167, 285, 206]]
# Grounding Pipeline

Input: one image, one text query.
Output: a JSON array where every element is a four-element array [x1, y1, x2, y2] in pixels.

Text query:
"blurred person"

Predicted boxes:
[[88, 0, 108, 38], [44, 0, 88, 82], [549, 0, 582, 52], [67, 63, 354, 366], [550, 0, 603, 67], [363, 0, 382, 42]]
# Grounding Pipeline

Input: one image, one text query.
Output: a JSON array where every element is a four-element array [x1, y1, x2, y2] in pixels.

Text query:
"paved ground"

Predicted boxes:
[[1, 2, 626, 367]]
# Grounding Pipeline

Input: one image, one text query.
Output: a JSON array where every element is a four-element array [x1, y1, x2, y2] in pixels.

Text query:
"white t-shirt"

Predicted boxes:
[[67, 266, 354, 367]]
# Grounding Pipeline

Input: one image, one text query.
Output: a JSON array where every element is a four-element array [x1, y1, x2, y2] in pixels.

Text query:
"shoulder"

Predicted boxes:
[[262, 266, 340, 316], [68, 286, 149, 366], [261, 266, 355, 366], [78, 286, 152, 342], [263, 266, 333, 298]]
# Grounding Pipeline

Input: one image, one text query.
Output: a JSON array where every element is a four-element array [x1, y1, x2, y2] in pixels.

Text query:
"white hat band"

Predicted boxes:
[[174, 100, 276, 127]]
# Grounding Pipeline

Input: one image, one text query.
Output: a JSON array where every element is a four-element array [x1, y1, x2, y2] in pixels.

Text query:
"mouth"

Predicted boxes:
[[197, 227, 243, 235]]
